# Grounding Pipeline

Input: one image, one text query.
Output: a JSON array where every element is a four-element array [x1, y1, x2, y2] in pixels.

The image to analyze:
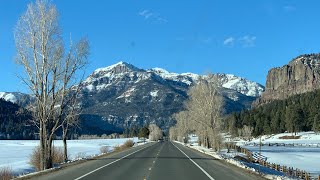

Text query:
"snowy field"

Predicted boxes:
[[236, 132, 320, 177], [245, 146, 320, 176], [238, 131, 320, 145], [0, 138, 139, 176]]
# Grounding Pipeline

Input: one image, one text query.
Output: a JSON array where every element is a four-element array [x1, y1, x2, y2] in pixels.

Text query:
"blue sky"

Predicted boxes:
[[1, 0, 320, 93]]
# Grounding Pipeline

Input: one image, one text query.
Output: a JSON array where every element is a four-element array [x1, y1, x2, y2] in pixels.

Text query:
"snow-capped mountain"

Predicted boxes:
[[82, 61, 264, 97], [216, 74, 264, 97], [0, 92, 32, 106], [0, 92, 19, 103], [77, 61, 264, 133]]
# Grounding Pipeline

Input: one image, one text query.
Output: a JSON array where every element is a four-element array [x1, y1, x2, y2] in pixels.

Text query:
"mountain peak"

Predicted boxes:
[[93, 61, 143, 75]]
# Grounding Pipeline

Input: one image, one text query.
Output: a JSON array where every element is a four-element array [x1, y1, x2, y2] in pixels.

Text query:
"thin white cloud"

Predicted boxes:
[[223, 37, 235, 46], [139, 10, 153, 19], [283, 5, 296, 12], [138, 10, 168, 23], [239, 35, 256, 48], [223, 35, 256, 48]]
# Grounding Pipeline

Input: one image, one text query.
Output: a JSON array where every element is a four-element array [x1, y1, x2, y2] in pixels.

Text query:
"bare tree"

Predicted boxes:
[[61, 89, 82, 162], [241, 125, 254, 141], [173, 111, 191, 143], [148, 124, 163, 141], [178, 75, 224, 151], [14, 0, 89, 170], [169, 127, 177, 141]]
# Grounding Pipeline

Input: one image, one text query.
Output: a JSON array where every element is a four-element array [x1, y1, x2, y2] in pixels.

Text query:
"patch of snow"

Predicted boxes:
[[150, 90, 159, 97], [94, 61, 126, 73], [96, 84, 110, 91], [86, 84, 95, 91], [117, 87, 135, 99], [0, 92, 18, 103], [219, 74, 264, 97]]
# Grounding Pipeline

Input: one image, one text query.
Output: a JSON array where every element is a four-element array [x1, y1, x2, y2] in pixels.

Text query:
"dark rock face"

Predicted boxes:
[[257, 54, 320, 104]]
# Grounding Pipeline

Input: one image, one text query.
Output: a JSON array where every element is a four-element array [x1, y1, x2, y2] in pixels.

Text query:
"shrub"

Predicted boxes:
[[52, 147, 64, 164], [29, 146, 65, 171], [0, 166, 13, 180], [113, 145, 122, 152], [74, 152, 87, 160], [122, 140, 134, 148], [100, 146, 109, 154], [112, 140, 134, 152]]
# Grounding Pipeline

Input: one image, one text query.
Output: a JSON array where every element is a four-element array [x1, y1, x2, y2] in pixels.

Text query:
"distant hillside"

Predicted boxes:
[[0, 99, 35, 139], [227, 89, 320, 136]]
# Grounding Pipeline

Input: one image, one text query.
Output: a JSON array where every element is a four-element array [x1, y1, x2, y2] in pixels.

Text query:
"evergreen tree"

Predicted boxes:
[[224, 89, 320, 137], [285, 105, 294, 134], [292, 107, 304, 135], [138, 126, 149, 140], [313, 114, 320, 134]]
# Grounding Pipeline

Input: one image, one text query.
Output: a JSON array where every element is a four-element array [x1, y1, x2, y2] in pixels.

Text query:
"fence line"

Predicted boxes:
[[241, 142, 320, 148], [226, 143, 319, 180]]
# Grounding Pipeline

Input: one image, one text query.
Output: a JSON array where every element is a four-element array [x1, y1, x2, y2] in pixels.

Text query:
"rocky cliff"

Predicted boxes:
[[257, 54, 320, 104]]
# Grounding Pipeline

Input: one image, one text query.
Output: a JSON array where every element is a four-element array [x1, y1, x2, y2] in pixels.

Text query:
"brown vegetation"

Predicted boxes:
[[113, 140, 134, 152], [279, 135, 301, 139], [29, 146, 64, 171], [0, 166, 13, 180]]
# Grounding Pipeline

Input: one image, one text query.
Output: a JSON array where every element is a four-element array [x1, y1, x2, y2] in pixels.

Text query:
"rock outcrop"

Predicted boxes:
[[256, 54, 320, 105]]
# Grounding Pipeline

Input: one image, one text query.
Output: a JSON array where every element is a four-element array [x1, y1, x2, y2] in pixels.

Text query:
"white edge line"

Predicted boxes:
[[172, 142, 215, 180], [74, 144, 152, 180]]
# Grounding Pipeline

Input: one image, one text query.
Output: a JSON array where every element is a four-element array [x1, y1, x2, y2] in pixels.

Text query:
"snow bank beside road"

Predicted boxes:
[[0, 138, 139, 176]]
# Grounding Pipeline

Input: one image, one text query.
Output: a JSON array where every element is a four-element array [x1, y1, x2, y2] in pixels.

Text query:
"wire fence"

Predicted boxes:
[[241, 142, 320, 148], [226, 143, 320, 180]]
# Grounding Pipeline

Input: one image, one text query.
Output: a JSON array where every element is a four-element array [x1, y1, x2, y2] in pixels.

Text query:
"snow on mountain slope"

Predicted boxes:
[[82, 62, 264, 97], [148, 68, 199, 85], [217, 74, 264, 97], [0, 92, 18, 103]]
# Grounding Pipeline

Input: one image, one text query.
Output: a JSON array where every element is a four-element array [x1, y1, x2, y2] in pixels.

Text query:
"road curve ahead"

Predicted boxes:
[[27, 141, 262, 180]]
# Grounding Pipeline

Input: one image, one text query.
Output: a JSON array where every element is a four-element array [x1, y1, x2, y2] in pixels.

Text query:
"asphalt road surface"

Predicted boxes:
[[26, 141, 263, 180]]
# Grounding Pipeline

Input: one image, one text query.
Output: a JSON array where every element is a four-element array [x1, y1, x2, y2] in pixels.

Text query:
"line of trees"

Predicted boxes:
[[14, 0, 89, 170], [226, 89, 320, 137], [170, 76, 224, 151], [123, 124, 163, 141]]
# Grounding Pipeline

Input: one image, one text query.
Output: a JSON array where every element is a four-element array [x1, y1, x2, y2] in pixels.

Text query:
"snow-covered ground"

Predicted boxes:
[[237, 131, 320, 145], [236, 132, 320, 177], [0, 138, 139, 176], [245, 146, 320, 176]]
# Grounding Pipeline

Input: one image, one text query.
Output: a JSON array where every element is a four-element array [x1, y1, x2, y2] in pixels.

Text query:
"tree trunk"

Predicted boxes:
[[45, 136, 53, 169], [40, 122, 46, 170], [63, 126, 68, 162]]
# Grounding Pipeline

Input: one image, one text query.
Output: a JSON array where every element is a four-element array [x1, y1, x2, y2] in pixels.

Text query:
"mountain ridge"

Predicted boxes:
[[0, 61, 265, 134], [76, 61, 264, 133]]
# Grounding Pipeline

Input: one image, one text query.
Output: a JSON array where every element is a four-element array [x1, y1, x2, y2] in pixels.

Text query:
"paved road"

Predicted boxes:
[[26, 141, 263, 180]]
